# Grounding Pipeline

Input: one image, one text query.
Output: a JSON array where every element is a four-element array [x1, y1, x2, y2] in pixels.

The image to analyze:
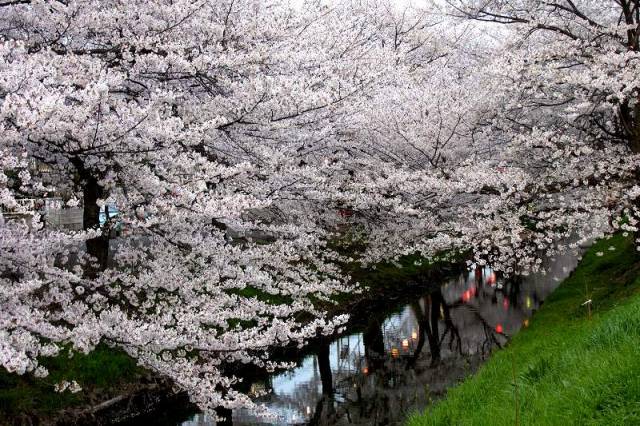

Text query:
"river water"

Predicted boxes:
[[178, 250, 578, 426]]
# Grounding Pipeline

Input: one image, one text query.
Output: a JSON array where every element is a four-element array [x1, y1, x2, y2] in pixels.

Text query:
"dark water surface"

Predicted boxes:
[[179, 251, 578, 426]]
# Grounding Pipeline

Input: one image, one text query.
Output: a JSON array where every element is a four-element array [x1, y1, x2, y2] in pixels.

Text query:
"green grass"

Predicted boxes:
[[407, 233, 640, 426], [0, 344, 144, 421]]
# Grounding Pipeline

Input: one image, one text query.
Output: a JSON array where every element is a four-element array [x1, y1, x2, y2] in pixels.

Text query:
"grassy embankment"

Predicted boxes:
[[0, 239, 458, 421], [408, 233, 640, 426], [0, 346, 144, 421]]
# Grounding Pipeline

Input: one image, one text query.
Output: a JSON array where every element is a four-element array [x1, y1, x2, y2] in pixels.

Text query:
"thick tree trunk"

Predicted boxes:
[[619, 96, 640, 154], [317, 341, 333, 396], [426, 294, 441, 365], [407, 302, 427, 368], [310, 342, 336, 425], [215, 407, 233, 425], [363, 317, 385, 371], [83, 174, 109, 278], [633, 101, 640, 154]]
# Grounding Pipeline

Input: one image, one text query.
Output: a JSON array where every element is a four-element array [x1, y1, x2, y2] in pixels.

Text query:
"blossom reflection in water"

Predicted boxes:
[[182, 250, 578, 425]]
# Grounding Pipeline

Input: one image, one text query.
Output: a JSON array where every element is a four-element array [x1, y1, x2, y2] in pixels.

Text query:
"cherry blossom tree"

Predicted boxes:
[[306, 4, 515, 267], [0, 0, 370, 415], [312, 0, 640, 276], [4, 0, 637, 419], [432, 1, 640, 273]]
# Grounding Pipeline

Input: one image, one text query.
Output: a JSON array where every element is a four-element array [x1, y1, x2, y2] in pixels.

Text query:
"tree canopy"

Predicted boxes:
[[1, 0, 639, 417]]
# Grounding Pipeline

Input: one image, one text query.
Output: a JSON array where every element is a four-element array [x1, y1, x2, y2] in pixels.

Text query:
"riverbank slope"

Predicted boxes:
[[408, 234, 640, 425]]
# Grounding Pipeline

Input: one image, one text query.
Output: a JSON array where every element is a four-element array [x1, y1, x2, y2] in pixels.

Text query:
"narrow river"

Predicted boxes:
[[171, 250, 579, 425]]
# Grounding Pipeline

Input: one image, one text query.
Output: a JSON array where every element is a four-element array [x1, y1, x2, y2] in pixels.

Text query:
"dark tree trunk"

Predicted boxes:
[[82, 174, 109, 278], [619, 99, 640, 154], [632, 101, 640, 154], [407, 302, 427, 369], [215, 407, 233, 425], [425, 294, 441, 365], [318, 340, 333, 396], [363, 317, 385, 371]]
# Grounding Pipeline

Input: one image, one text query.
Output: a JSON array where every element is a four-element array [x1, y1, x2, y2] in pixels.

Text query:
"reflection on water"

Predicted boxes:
[[182, 251, 579, 425]]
